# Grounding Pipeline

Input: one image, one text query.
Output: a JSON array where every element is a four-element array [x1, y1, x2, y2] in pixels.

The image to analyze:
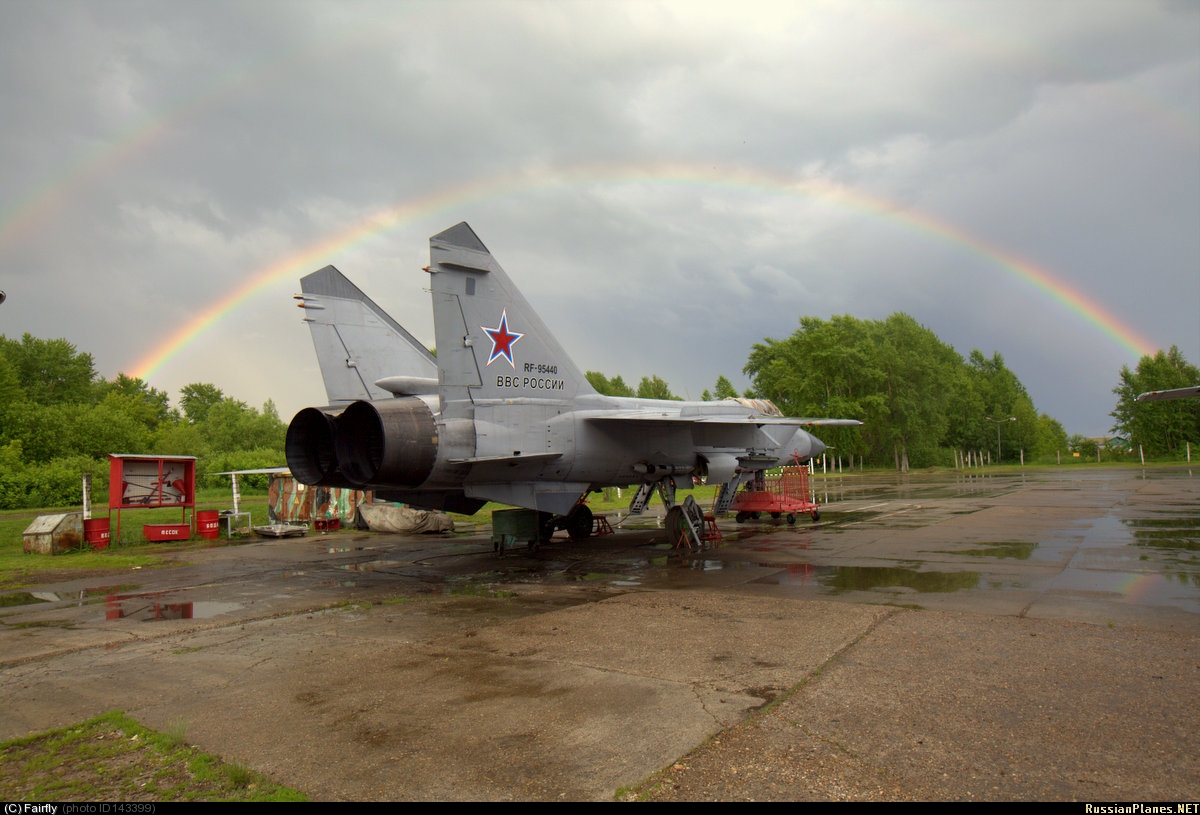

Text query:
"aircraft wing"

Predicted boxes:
[[586, 412, 861, 427], [449, 452, 563, 466], [1135, 386, 1200, 402]]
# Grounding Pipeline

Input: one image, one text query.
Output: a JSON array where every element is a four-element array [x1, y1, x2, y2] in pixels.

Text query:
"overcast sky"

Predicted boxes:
[[1, 0, 1196, 438]]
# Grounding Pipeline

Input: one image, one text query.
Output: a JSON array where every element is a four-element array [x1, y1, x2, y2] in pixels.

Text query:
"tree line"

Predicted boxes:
[[0, 334, 286, 509], [1, 319, 1195, 509], [594, 313, 1198, 470], [1111, 345, 1200, 459]]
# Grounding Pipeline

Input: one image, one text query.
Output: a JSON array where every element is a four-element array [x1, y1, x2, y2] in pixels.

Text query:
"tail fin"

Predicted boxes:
[[295, 265, 437, 404], [427, 223, 593, 411]]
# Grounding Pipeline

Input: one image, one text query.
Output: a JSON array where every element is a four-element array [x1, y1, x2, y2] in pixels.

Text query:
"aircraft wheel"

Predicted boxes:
[[665, 505, 690, 548], [566, 504, 593, 539], [539, 513, 557, 544]]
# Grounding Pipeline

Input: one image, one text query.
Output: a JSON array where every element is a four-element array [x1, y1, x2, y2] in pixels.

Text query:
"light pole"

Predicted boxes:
[[985, 416, 1016, 462]]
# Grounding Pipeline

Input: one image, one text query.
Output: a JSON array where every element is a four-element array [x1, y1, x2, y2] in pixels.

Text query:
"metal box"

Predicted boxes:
[[142, 524, 192, 542], [23, 513, 84, 555], [491, 508, 543, 553]]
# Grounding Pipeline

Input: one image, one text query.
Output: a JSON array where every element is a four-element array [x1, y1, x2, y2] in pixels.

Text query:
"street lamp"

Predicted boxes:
[[985, 416, 1017, 461]]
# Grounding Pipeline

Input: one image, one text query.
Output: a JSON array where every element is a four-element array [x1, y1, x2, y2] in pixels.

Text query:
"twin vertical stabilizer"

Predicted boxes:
[[427, 222, 593, 412], [296, 265, 437, 404]]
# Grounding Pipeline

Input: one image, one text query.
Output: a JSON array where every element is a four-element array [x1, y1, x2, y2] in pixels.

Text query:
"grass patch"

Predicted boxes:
[[0, 710, 306, 802], [0, 490, 275, 590]]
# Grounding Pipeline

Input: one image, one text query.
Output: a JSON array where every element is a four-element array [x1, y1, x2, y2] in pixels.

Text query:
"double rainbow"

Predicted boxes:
[[122, 164, 1160, 383]]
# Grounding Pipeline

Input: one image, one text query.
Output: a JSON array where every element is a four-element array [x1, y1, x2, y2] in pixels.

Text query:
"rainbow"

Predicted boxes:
[[1120, 573, 1166, 605], [0, 27, 384, 253], [126, 163, 1161, 383]]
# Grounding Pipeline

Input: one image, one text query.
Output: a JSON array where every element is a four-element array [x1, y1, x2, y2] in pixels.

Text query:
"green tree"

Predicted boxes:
[[1069, 434, 1099, 460], [873, 314, 960, 471], [741, 312, 1062, 469], [2, 402, 71, 462], [744, 315, 882, 465], [1031, 413, 1069, 461], [96, 374, 174, 429], [636, 375, 679, 401], [965, 351, 1039, 462], [1111, 346, 1200, 458], [180, 383, 226, 424], [702, 375, 739, 401], [0, 351, 24, 447], [64, 399, 151, 459], [195, 398, 286, 454], [585, 371, 635, 397], [713, 375, 738, 400], [0, 334, 97, 405]]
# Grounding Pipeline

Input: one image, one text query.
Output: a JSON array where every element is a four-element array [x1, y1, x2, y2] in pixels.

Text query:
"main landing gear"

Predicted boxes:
[[540, 502, 594, 544]]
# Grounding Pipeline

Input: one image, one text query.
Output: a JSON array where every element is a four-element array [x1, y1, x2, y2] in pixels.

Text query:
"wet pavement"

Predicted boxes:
[[1, 466, 1197, 800]]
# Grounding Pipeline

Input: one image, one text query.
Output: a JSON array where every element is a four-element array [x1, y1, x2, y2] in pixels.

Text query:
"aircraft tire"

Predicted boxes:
[[664, 505, 689, 547], [538, 513, 556, 544], [566, 504, 593, 539]]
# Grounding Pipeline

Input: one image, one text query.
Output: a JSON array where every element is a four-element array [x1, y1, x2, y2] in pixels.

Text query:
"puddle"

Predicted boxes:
[[752, 563, 818, 587], [0, 592, 50, 608], [755, 565, 980, 594], [101, 591, 243, 622], [1042, 569, 1200, 614], [1123, 517, 1200, 552], [955, 541, 1038, 559], [335, 559, 409, 573], [820, 565, 980, 594]]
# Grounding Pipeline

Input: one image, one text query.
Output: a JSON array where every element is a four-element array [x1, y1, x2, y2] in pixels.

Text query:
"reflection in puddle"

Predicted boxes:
[[754, 563, 816, 587], [103, 591, 242, 622], [1124, 517, 1200, 552], [1046, 569, 1200, 614], [821, 566, 980, 593], [14, 585, 142, 606], [755, 565, 980, 594], [957, 541, 1037, 559], [1, 592, 50, 607], [336, 559, 408, 572]]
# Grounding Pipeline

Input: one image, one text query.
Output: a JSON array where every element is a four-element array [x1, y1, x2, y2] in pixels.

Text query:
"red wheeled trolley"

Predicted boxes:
[[728, 465, 820, 524]]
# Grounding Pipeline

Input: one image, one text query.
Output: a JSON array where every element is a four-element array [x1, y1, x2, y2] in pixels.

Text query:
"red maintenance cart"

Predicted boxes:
[[728, 465, 821, 524]]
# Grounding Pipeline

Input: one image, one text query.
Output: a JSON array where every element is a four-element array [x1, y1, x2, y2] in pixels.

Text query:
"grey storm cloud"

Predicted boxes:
[[1, 0, 1196, 437]]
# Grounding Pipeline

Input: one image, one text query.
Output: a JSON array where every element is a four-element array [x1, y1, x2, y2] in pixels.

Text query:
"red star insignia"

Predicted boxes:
[[482, 309, 523, 368]]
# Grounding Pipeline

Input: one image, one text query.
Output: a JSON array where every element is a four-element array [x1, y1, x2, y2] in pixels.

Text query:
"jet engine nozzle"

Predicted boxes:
[[285, 407, 346, 487], [335, 397, 439, 487]]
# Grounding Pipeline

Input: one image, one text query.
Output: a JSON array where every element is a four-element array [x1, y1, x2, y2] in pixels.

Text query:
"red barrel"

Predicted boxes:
[[83, 518, 110, 550], [197, 510, 220, 540]]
